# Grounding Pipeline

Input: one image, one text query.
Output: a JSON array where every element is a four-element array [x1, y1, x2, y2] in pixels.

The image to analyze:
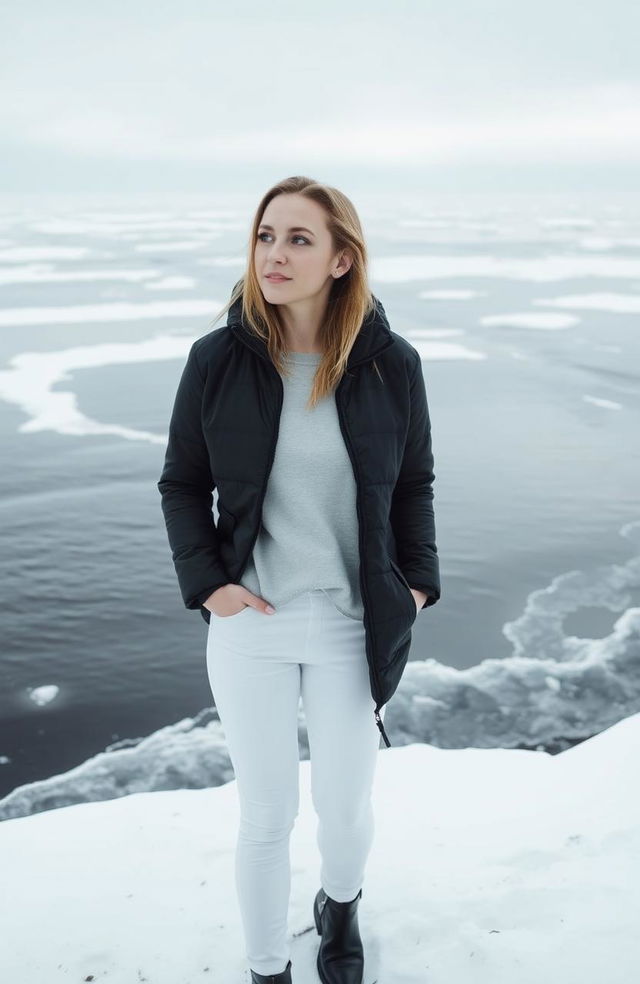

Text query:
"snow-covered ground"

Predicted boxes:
[[1, 712, 638, 983]]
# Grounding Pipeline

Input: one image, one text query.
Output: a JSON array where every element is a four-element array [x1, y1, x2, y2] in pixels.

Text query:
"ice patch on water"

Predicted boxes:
[[533, 292, 640, 313], [479, 312, 579, 330], [0, 333, 208, 443], [27, 685, 59, 707], [583, 395, 623, 410]]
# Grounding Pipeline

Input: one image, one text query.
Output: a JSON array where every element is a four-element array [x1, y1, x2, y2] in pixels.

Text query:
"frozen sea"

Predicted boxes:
[[1, 190, 639, 812]]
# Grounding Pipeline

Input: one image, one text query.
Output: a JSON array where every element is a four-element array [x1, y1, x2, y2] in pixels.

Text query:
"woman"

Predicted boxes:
[[158, 175, 441, 983]]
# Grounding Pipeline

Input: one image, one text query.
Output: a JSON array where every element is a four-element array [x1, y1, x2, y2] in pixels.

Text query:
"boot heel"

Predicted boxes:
[[250, 958, 292, 983], [313, 890, 324, 935]]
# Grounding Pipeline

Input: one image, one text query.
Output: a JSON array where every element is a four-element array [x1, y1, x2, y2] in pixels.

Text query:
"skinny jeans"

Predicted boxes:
[[205, 588, 386, 977]]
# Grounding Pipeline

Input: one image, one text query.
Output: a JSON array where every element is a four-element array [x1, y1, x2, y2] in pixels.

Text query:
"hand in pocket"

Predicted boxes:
[[204, 583, 276, 617]]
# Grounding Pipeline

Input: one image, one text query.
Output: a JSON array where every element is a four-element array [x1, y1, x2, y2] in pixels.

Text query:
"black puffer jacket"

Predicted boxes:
[[158, 293, 441, 747]]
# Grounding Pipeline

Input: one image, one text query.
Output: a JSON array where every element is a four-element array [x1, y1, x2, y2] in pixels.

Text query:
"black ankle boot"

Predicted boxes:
[[250, 958, 292, 983], [313, 887, 364, 984]]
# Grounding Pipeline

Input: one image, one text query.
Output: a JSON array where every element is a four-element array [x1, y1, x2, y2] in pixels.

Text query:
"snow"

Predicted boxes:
[[1, 713, 638, 983]]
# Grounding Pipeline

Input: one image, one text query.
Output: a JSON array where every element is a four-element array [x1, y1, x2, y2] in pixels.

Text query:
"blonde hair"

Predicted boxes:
[[208, 175, 377, 410]]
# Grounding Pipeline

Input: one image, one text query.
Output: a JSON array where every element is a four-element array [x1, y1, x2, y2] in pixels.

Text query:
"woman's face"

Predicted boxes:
[[254, 193, 350, 304]]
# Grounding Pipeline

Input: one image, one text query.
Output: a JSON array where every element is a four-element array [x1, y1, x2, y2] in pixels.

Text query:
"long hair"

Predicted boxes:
[[208, 175, 377, 410]]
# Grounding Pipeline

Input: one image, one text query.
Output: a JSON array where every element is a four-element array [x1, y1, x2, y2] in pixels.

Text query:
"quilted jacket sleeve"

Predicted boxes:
[[157, 340, 229, 611], [389, 350, 441, 610]]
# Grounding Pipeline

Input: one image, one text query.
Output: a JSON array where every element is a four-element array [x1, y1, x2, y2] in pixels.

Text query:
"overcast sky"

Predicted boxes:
[[1, 0, 639, 196]]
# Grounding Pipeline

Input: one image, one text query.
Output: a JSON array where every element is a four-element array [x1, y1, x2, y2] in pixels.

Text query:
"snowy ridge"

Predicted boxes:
[[0, 714, 638, 982]]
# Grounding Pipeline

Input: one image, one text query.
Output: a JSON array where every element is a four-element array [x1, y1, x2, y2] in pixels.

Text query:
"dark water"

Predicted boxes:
[[1, 191, 639, 800]]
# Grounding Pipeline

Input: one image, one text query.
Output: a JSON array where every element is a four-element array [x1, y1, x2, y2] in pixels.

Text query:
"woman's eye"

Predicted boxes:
[[257, 233, 309, 245]]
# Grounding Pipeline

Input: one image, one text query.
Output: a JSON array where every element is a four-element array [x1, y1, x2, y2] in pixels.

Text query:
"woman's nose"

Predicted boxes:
[[267, 240, 287, 262]]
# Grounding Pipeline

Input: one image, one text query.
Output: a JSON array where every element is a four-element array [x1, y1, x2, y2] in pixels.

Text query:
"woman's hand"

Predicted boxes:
[[204, 583, 276, 617], [409, 587, 428, 615]]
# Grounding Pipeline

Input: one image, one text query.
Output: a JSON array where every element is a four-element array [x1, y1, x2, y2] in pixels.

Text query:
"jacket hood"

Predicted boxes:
[[226, 288, 395, 369]]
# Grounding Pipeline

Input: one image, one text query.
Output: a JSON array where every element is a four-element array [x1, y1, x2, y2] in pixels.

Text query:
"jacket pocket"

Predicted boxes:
[[389, 559, 417, 621], [216, 502, 237, 535]]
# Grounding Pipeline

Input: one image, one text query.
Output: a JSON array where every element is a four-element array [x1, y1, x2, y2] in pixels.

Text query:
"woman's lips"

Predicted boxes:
[[265, 274, 290, 282]]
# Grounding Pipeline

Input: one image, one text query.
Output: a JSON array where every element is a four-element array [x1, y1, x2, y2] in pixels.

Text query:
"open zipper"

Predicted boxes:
[[234, 369, 284, 582], [335, 375, 392, 748]]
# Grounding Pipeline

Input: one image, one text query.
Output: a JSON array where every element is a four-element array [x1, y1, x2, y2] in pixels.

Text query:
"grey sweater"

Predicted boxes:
[[238, 350, 364, 620]]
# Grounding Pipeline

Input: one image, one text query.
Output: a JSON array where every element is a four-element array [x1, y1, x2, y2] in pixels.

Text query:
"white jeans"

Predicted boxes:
[[205, 588, 386, 977]]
